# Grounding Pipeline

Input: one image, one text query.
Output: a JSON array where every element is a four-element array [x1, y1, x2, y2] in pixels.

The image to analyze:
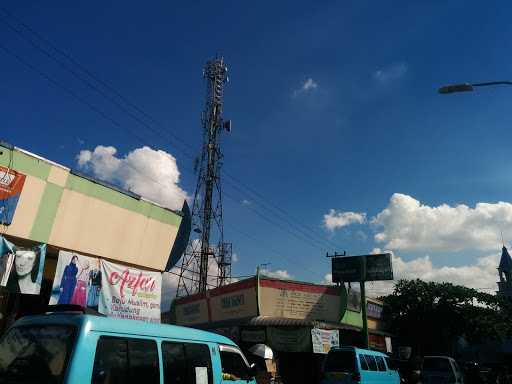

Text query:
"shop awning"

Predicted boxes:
[[245, 316, 361, 332]]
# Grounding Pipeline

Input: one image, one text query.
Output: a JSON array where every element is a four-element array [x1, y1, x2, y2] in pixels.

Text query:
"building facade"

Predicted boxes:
[[0, 142, 185, 331]]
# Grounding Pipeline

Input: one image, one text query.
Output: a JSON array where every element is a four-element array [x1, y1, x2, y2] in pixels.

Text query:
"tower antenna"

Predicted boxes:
[[176, 57, 232, 296]]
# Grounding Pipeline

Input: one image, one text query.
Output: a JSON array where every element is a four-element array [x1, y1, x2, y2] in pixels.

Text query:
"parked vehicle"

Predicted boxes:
[[321, 346, 400, 384], [422, 356, 464, 384], [0, 305, 257, 383]]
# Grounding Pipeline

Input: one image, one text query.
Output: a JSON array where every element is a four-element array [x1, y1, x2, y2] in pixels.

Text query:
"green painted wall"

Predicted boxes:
[[341, 309, 363, 328], [30, 183, 64, 243], [0, 145, 51, 180]]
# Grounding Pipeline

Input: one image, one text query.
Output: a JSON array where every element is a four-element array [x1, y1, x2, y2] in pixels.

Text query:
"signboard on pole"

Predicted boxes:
[[331, 256, 362, 283], [366, 253, 393, 281], [331, 253, 393, 283]]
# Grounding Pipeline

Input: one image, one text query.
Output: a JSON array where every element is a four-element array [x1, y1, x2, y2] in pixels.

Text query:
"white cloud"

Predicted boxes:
[[293, 78, 318, 96], [323, 209, 367, 231], [261, 269, 292, 280], [77, 145, 188, 211], [242, 199, 251, 206], [232, 253, 239, 263], [365, 248, 499, 297], [373, 63, 408, 84], [303, 78, 318, 91], [322, 273, 333, 285], [372, 193, 512, 252]]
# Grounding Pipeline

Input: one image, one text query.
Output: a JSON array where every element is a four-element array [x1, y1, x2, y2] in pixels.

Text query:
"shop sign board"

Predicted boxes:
[[311, 328, 340, 354], [267, 326, 311, 352], [209, 280, 258, 322], [332, 253, 393, 283], [367, 301, 383, 319], [175, 296, 209, 325], [0, 166, 26, 226], [259, 279, 342, 322]]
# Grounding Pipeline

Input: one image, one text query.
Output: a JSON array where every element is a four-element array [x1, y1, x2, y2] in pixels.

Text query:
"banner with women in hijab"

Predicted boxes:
[[0, 235, 46, 295], [50, 252, 162, 322], [49, 251, 102, 310]]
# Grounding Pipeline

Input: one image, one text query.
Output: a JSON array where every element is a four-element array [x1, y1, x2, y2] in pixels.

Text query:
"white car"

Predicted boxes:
[[422, 356, 464, 384]]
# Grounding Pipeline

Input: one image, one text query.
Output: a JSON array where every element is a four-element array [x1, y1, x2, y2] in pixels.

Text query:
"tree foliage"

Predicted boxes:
[[381, 279, 512, 355]]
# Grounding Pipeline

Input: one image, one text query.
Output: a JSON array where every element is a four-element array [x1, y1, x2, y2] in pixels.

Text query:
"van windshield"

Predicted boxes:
[[325, 350, 356, 373], [0, 325, 75, 384]]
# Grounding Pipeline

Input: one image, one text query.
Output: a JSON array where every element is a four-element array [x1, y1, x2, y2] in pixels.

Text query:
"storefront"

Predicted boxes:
[[0, 142, 187, 332], [173, 276, 390, 382]]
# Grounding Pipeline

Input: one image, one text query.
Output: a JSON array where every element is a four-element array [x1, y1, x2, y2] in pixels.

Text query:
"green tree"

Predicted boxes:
[[381, 279, 512, 355]]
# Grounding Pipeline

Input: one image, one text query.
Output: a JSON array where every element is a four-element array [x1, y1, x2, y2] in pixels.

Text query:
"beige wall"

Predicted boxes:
[[5, 175, 46, 238], [49, 190, 178, 270]]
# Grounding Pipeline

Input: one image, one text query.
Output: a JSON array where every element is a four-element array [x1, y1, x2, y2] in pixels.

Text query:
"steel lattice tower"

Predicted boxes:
[[176, 58, 232, 296]]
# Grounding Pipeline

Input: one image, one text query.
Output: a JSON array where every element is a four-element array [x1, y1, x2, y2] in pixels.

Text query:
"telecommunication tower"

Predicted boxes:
[[176, 57, 232, 296]]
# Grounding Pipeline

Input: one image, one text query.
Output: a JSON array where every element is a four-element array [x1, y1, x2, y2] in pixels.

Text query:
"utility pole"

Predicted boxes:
[[176, 57, 232, 296], [360, 256, 369, 349]]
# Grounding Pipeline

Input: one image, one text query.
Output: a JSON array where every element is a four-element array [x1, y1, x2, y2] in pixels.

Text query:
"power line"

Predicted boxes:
[[0, 8, 342, 252], [0, 9, 345, 256]]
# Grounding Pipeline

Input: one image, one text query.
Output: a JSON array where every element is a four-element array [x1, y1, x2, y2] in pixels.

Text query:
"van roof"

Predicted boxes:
[[329, 346, 388, 357], [13, 313, 237, 346]]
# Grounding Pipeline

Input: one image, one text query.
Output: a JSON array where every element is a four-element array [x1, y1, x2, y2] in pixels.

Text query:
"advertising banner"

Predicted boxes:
[[0, 235, 46, 295], [0, 166, 26, 226], [99, 259, 162, 323], [347, 287, 361, 312], [49, 251, 101, 309], [311, 328, 340, 354], [259, 279, 342, 322]]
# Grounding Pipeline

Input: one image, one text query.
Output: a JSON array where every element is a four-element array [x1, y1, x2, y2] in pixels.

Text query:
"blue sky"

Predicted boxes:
[[2, 1, 512, 296]]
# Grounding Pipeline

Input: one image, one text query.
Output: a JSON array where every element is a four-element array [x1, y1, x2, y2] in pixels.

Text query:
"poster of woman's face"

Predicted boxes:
[[0, 236, 46, 295], [49, 251, 100, 308]]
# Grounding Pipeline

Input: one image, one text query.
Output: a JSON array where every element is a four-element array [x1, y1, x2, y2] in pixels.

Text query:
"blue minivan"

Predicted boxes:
[[321, 346, 400, 384], [0, 307, 257, 384]]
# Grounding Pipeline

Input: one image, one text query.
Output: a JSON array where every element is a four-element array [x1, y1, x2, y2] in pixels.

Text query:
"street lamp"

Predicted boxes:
[[438, 81, 512, 94]]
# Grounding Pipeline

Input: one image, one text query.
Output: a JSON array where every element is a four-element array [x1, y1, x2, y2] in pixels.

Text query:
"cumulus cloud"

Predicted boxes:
[[323, 209, 367, 231], [232, 253, 239, 263], [364, 248, 499, 297], [77, 145, 188, 211], [261, 269, 292, 280], [241, 199, 251, 206], [293, 78, 318, 96], [373, 63, 408, 84], [372, 193, 512, 252]]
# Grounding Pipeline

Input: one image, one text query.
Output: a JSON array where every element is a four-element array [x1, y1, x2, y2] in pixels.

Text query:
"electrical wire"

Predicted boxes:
[[0, 9, 344, 255]]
